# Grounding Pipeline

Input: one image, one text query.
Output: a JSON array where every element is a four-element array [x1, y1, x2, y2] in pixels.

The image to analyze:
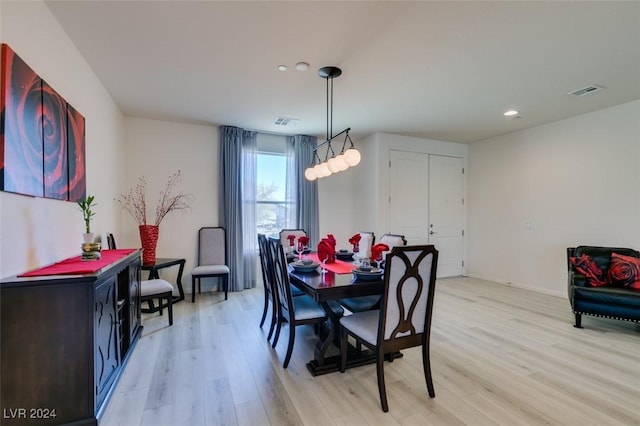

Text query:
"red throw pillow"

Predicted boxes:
[[607, 253, 640, 290], [569, 254, 607, 287]]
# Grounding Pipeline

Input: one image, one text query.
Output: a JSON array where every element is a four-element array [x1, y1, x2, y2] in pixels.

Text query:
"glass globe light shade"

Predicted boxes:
[[334, 154, 349, 171], [327, 157, 341, 173], [344, 148, 361, 166], [319, 162, 332, 177], [304, 167, 317, 181], [313, 164, 324, 178]]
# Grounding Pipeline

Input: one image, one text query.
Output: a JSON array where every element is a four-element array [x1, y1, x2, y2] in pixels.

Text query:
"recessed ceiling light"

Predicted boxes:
[[277, 65, 287, 71], [504, 109, 519, 117], [295, 62, 310, 71]]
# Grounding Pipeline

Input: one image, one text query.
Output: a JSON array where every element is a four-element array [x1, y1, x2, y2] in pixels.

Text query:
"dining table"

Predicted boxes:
[[288, 256, 402, 376]]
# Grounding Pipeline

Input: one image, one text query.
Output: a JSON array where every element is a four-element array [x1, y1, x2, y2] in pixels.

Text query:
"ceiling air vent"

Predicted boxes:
[[274, 117, 299, 127], [569, 84, 606, 97]]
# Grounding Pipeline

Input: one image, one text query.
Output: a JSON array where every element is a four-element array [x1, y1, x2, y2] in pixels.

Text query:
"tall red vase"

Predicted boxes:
[[139, 224, 159, 265]]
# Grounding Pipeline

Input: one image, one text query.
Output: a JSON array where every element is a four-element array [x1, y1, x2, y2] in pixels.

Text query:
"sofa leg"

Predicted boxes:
[[573, 313, 583, 328]]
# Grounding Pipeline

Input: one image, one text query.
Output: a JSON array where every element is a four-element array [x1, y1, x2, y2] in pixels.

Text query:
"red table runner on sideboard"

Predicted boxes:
[[18, 249, 138, 277]]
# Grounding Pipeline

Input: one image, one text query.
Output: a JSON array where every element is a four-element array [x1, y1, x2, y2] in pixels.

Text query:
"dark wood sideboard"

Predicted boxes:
[[0, 250, 143, 425]]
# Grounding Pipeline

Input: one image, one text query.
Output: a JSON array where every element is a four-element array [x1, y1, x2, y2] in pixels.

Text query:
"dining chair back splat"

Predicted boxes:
[[258, 234, 278, 341], [191, 227, 230, 301], [267, 237, 335, 368], [356, 231, 375, 260], [279, 229, 308, 251], [379, 233, 407, 250], [339, 245, 439, 412], [106, 233, 116, 250], [107, 233, 173, 326]]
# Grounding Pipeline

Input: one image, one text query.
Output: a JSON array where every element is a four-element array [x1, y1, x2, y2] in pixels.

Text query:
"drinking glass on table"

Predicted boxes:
[[321, 257, 328, 274]]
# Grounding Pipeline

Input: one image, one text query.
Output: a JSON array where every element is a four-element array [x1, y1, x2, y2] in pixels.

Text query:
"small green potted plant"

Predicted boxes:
[[78, 195, 97, 243]]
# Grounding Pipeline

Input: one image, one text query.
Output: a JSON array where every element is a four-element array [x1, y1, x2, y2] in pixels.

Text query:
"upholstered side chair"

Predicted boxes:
[[340, 245, 439, 412], [191, 227, 230, 301]]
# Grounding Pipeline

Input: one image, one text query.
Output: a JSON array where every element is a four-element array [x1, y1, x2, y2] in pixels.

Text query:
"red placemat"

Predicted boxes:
[[308, 253, 356, 274], [18, 249, 138, 277]]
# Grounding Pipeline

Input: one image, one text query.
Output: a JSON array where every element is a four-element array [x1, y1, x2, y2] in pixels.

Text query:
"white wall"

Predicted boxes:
[[0, 1, 126, 277], [122, 117, 219, 282], [467, 100, 640, 296]]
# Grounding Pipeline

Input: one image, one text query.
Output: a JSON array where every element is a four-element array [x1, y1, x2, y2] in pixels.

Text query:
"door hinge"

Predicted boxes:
[[389, 160, 391, 168], [462, 167, 465, 174], [389, 195, 391, 203], [462, 260, 465, 267], [462, 229, 464, 236], [462, 198, 464, 205]]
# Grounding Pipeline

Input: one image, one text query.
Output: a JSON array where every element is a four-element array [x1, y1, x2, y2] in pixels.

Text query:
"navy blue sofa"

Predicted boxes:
[[567, 246, 640, 328]]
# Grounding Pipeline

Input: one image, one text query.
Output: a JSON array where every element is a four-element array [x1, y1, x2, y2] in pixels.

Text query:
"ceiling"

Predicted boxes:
[[44, 1, 640, 144]]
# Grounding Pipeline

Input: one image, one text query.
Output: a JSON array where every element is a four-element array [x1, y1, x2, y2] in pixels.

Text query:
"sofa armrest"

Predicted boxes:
[[569, 271, 587, 288], [568, 270, 587, 306]]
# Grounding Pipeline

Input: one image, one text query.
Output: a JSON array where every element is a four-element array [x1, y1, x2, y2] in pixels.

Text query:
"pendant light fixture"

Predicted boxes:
[[305, 66, 360, 181]]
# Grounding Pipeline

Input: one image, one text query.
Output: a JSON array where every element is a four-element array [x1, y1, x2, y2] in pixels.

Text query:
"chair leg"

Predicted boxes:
[[272, 317, 282, 348], [167, 293, 173, 326], [574, 313, 583, 328], [377, 352, 389, 412], [422, 343, 435, 398], [192, 277, 196, 303], [224, 275, 228, 300], [283, 322, 296, 368], [267, 303, 277, 341], [158, 297, 163, 315], [259, 290, 269, 328]]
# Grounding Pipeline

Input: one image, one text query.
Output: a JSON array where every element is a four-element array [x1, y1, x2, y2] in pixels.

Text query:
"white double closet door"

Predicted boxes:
[[389, 150, 464, 277]]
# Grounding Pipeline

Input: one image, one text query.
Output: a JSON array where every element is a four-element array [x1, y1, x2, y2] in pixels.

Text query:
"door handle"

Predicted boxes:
[[430, 231, 437, 235]]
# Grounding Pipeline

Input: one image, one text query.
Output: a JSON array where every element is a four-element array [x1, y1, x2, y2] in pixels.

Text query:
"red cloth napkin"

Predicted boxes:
[[317, 239, 336, 263], [286, 234, 296, 247], [297, 235, 310, 251], [371, 243, 390, 262], [326, 234, 336, 249]]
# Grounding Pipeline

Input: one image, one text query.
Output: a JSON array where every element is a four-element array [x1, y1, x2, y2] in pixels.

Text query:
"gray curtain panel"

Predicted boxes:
[[219, 126, 257, 291], [287, 134, 319, 247]]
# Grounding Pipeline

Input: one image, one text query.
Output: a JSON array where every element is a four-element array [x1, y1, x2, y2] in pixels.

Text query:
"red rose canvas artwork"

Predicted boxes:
[[1, 43, 44, 197], [1, 43, 86, 201], [42, 80, 68, 200], [67, 103, 86, 202]]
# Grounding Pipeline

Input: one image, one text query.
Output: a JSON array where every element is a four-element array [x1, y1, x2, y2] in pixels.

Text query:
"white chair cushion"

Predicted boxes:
[[340, 309, 380, 346], [340, 295, 381, 313], [293, 295, 327, 321], [140, 279, 174, 297], [192, 265, 229, 276]]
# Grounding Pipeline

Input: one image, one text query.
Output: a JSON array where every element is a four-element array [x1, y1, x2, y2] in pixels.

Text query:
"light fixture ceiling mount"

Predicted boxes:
[[305, 66, 360, 181]]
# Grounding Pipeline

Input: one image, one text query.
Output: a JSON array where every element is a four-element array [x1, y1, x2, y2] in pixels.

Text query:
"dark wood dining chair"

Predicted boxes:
[[191, 227, 229, 301], [340, 231, 382, 313], [340, 245, 439, 412], [258, 234, 278, 341], [107, 233, 173, 326], [268, 237, 343, 368]]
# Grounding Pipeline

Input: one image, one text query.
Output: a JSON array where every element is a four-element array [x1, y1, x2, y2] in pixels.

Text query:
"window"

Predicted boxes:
[[256, 135, 295, 237]]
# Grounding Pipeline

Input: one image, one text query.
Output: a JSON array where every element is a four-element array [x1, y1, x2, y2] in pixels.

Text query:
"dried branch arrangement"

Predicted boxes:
[[117, 170, 193, 226]]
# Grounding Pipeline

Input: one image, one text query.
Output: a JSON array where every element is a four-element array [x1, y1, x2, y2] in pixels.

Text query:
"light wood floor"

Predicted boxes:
[[100, 277, 640, 426]]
